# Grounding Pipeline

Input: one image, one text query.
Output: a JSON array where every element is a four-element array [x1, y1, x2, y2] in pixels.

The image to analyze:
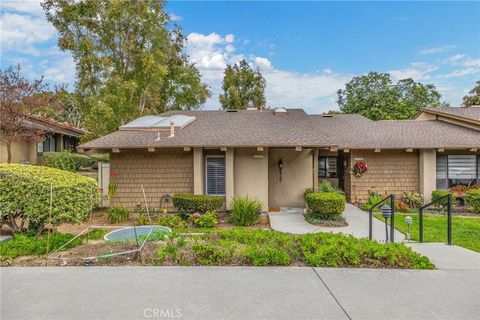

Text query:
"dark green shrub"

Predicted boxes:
[[90, 154, 110, 163], [305, 192, 346, 220], [229, 197, 262, 226], [0, 233, 82, 260], [465, 189, 480, 214], [107, 206, 129, 224], [431, 190, 454, 211], [43, 152, 95, 172], [304, 187, 315, 198], [157, 215, 187, 228], [172, 194, 224, 213], [0, 164, 100, 234], [189, 211, 218, 228]]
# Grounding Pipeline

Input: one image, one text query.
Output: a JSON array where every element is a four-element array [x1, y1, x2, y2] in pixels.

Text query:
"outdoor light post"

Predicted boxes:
[[405, 216, 413, 242], [381, 204, 392, 243]]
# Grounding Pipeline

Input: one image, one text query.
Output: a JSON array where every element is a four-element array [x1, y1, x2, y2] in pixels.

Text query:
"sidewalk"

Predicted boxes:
[[268, 204, 405, 242], [1, 267, 479, 320]]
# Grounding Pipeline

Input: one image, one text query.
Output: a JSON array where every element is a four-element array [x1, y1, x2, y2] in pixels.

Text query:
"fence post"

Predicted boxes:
[[368, 209, 373, 240], [390, 194, 395, 243], [419, 207, 424, 243], [447, 193, 452, 245]]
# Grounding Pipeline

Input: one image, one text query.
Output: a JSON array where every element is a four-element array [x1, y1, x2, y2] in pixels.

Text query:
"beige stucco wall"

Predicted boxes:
[[110, 148, 194, 210], [0, 141, 37, 164], [233, 147, 269, 211], [193, 147, 204, 195], [268, 148, 313, 208], [345, 150, 419, 203], [419, 149, 436, 203]]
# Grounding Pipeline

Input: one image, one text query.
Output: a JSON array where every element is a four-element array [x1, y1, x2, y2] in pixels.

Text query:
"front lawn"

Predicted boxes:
[[374, 213, 480, 252]]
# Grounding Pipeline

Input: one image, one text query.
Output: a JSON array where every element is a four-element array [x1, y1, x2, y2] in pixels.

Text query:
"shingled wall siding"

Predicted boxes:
[[345, 150, 419, 203], [110, 148, 194, 211]]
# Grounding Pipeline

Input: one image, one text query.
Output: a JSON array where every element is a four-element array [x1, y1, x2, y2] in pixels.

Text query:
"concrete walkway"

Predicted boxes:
[[1, 267, 478, 320], [268, 204, 405, 242], [407, 243, 480, 270]]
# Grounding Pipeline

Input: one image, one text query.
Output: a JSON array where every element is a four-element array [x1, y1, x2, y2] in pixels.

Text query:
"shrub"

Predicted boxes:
[[304, 187, 315, 198], [157, 215, 188, 228], [318, 180, 337, 193], [305, 192, 346, 220], [431, 190, 454, 211], [360, 192, 384, 211], [402, 192, 424, 208], [229, 197, 262, 226], [0, 233, 82, 260], [90, 154, 110, 163], [172, 194, 224, 213], [43, 151, 95, 172], [0, 164, 100, 234], [465, 189, 480, 214], [137, 215, 151, 226], [107, 206, 129, 224], [189, 211, 218, 228]]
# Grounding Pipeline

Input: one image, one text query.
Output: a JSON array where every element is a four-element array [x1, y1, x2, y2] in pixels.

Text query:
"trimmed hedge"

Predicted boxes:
[[43, 151, 95, 172], [0, 164, 100, 234], [465, 189, 480, 214], [173, 194, 224, 213], [305, 192, 346, 220]]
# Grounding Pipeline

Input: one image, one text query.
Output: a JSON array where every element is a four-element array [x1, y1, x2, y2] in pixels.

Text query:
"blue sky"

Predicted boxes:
[[1, 1, 479, 114]]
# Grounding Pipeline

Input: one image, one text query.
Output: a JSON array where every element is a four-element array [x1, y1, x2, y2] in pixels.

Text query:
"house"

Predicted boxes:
[[0, 115, 84, 164], [79, 107, 480, 210]]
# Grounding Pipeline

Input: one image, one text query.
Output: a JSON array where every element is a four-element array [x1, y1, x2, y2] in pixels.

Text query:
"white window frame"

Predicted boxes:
[[205, 155, 226, 196]]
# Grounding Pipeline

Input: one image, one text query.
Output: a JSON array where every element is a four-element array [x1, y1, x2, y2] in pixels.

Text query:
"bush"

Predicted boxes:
[[189, 211, 218, 228], [360, 192, 384, 211], [318, 180, 337, 193], [0, 164, 100, 234], [431, 190, 454, 211], [90, 154, 110, 163], [402, 192, 424, 208], [107, 206, 129, 224], [172, 194, 224, 213], [136, 215, 151, 226], [43, 151, 95, 172], [305, 192, 346, 220], [465, 189, 480, 214], [0, 233, 82, 260], [229, 197, 262, 226], [157, 215, 188, 228]]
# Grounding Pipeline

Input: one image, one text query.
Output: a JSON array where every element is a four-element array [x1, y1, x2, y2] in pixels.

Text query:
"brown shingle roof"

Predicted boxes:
[[417, 107, 480, 123], [80, 109, 480, 150]]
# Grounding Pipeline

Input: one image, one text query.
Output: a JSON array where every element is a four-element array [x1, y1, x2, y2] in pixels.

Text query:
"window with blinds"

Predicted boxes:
[[436, 154, 479, 189], [205, 156, 226, 196], [319, 157, 338, 178]]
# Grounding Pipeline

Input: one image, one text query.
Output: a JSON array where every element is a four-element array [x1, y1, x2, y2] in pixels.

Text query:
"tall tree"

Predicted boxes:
[[337, 72, 447, 120], [0, 66, 58, 163], [463, 81, 480, 107], [42, 0, 210, 140], [219, 59, 266, 110]]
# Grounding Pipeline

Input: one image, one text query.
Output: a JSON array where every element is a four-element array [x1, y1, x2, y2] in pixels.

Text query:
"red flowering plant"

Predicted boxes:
[[353, 161, 367, 177]]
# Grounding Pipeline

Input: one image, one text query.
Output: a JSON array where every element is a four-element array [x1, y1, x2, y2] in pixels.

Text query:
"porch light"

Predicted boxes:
[[405, 216, 413, 242], [381, 204, 392, 242]]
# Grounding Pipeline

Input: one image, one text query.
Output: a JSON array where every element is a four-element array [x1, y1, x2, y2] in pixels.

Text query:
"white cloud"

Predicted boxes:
[[437, 68, 478, 79], [1, 0, 45, 17], [225, 34, 234, 43], [419, 45, 456, 55], [389, 62, 438, 81], [254, 57, 272, 69], [0, 12, 56, 55], [169, 13, 182, 22]]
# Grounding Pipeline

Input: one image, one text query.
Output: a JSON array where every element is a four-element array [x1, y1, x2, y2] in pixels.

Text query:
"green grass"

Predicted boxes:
[[374, 213, 480, 252]]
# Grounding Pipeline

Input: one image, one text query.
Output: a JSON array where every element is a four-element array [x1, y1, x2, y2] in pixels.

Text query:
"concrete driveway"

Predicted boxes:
[[1, 267, 479, 320]]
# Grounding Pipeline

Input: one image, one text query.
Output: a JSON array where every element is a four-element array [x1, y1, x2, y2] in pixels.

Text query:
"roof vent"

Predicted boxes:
[[246, 107, 258, 111], [322, 114, 333, 118], [274, 107, 287, 115], [226, 109, 238, 112]]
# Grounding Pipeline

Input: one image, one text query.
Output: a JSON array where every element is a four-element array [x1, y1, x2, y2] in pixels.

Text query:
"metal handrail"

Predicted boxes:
[[419, 193, 452, 245], [368, 194, 395, 242]]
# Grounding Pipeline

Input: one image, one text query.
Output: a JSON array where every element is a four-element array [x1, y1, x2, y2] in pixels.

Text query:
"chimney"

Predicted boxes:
[[168, 121, 175, 138]]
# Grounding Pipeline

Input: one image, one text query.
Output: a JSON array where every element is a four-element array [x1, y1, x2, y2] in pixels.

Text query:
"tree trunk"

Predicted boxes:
[[6, 141, 12, 163]]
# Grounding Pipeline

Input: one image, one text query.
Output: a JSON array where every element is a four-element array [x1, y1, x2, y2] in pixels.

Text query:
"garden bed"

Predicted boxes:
[[1, 229, 435, 269]]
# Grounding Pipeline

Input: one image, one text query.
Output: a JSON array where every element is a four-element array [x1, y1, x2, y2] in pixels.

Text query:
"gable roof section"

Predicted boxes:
[[80, 109, 480, 150], [414, 107, 480, 124]]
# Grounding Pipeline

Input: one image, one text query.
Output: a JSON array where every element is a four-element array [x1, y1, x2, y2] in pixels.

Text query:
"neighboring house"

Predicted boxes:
[[0, 115, 84, 164], [79, 108, 480, 210]]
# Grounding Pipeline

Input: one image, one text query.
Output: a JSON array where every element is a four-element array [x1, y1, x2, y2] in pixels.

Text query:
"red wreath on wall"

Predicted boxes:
[[353, 161, 367, 177]]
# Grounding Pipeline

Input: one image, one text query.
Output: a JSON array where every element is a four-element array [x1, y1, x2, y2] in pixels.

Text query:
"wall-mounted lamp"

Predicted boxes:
[[278, 159, 283, 182]]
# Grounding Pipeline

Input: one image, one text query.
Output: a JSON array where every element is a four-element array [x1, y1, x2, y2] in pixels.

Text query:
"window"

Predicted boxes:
[[205, 155, 226, 196], [319, 156, 338, 178], [436, 154, 479, 189], [38, 136, 56, 153]]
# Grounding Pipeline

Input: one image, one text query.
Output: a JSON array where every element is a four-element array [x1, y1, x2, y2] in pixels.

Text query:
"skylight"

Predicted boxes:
[[121, 115, 196, 129]]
